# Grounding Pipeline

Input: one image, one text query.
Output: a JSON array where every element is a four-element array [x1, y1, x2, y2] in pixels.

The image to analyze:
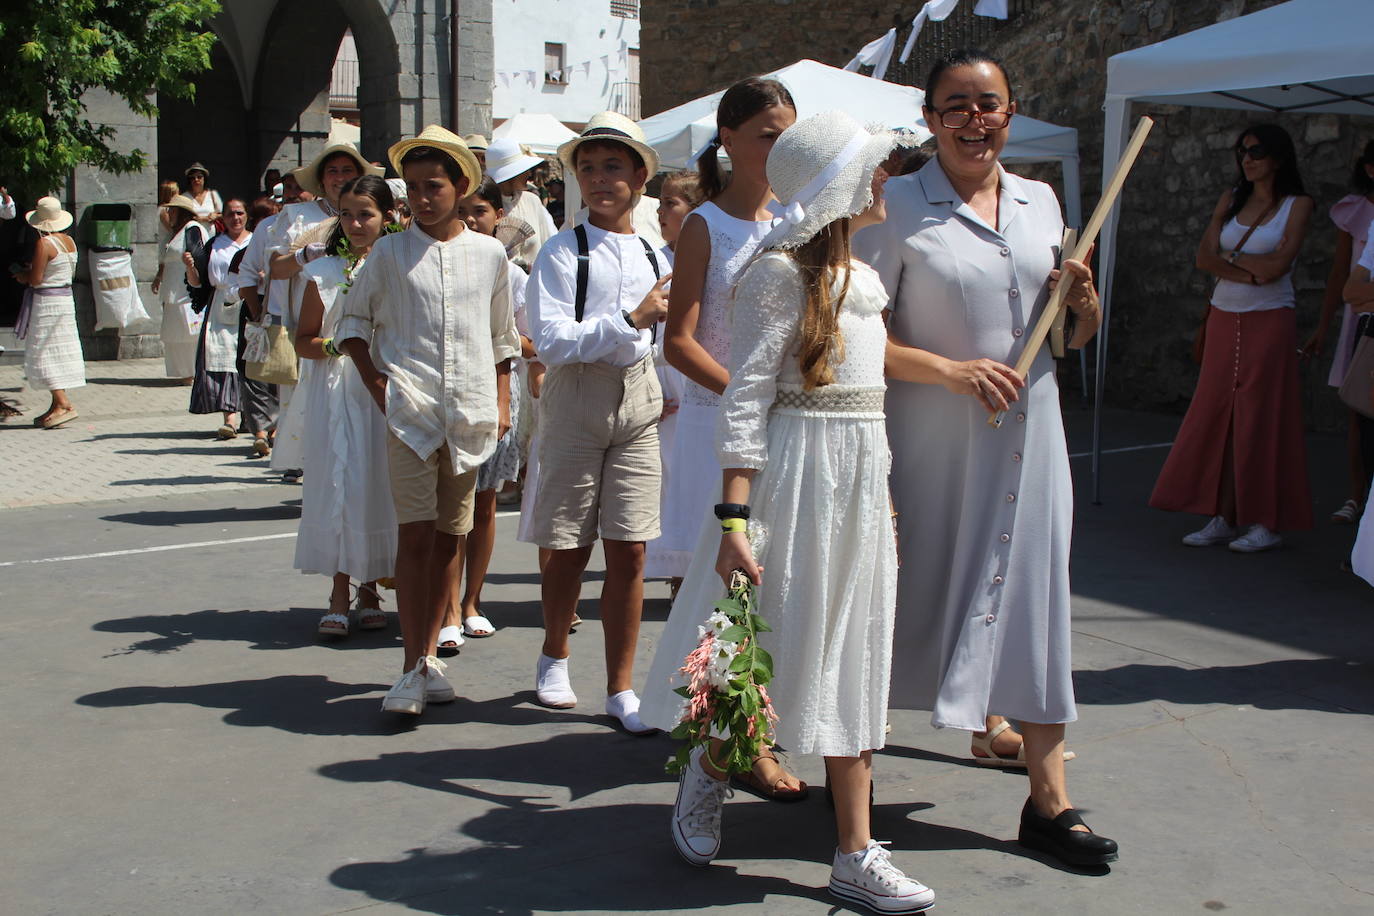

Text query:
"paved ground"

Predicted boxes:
[[1, 360, 1372, 914]]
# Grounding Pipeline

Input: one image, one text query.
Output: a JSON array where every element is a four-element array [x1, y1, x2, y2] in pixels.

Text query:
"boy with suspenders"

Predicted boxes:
[[527, 112, 672, 734]]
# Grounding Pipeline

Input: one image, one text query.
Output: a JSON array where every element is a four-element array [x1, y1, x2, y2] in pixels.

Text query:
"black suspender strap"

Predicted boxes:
[[574, 223, 591, 323], [572, 223, 663, 344]]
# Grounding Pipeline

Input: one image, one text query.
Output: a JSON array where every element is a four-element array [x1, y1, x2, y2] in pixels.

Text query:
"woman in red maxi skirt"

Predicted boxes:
[[1152, 123, 1314, 552]]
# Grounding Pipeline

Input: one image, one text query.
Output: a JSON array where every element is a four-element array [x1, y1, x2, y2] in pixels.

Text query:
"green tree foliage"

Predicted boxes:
[[0, 2, 220, 195]]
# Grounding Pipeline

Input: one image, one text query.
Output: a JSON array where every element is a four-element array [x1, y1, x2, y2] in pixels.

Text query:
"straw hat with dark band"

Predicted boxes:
[[557, 111, 659, 187], [184, 162, 209, 178], [387, 124, 483, 194]]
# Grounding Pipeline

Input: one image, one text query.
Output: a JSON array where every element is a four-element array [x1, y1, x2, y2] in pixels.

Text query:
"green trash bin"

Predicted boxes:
[[87, 203, 134, 251]]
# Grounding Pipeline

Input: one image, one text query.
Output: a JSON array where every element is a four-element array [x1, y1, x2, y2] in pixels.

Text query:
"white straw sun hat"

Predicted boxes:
[[25, 196, 73, 233], [556, 111, 660, 188], [292, 133, 384, 199], [484, 137, 544, 184], [758, 111, 902, 250]]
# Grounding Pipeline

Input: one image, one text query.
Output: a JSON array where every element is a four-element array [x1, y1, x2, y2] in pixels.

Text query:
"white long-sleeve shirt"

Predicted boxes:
[[527, 223, 669, 368], [336, 222, 520, 472], [0, 193, 15, 220]]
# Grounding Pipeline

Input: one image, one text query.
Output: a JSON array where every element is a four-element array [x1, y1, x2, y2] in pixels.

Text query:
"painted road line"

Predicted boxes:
[[0, 532, 297, 567]]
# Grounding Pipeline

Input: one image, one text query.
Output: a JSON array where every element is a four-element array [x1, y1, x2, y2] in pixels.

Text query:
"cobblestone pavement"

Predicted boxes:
[[1, 358, 284, 508]]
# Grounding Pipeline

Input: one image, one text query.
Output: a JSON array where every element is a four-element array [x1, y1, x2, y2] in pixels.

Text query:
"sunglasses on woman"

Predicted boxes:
[[1234, 143, 1270, 162]]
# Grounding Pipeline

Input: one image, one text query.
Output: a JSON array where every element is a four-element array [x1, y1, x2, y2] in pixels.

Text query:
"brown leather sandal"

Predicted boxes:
[[729, 749, 809, 803]]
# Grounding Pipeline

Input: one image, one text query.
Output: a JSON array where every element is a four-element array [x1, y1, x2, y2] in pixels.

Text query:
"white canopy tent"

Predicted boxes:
[[639, 58, 1084, 226], [492, 112, 578, 156], [1095, 0, 1374, 500]]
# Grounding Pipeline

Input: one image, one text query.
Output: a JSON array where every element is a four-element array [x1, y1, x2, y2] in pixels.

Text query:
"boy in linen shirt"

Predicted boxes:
[[337, 125, 520, 716], [527, 112, 672, 734]]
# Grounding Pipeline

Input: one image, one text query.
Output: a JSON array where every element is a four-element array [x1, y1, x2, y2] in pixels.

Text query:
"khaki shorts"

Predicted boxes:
[[531, 356, 662, 550], [387, 433, 478, 535]]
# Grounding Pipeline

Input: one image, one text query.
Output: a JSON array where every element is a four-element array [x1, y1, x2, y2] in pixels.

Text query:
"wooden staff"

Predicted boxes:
[[989, 115, 1155, 429]]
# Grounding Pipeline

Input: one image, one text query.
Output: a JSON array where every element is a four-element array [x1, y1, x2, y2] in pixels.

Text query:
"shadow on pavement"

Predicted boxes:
[[108, 474, 283, 487], [75, 675, 397, 737], [87, 429, 217, 441], [101, 501, 302, 526], [84, 376, 189, 388], [1074, 656, 1374, 714], [92, 607, 397, 654]]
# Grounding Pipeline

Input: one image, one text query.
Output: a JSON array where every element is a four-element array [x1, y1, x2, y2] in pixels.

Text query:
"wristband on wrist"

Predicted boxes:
[[714, 502, 751, 521], [322, 337, 341, 358], [720, 517, 748, 534]]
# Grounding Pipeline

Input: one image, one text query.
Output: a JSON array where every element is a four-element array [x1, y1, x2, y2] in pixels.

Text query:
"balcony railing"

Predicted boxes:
[[609, 81, 640, 120]]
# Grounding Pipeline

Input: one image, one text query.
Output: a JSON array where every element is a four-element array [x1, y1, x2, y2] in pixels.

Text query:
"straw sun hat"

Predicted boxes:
[[388, 124, 483, 194], [463, 134, 490, 152], [291, 138, 384, 199], [484, 137, 544, 184], [165, 194, 201, 217], [25, 196, 73, 233], [758, 110, 902, 251], [557, 111, 660, 188]]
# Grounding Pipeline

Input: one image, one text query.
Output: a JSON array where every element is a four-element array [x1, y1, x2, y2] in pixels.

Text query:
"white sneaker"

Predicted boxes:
[[671, 748, 730, 866], [1182, 515, 1237, 547], [1229, 523, 1282, 553], [381, 663, 428, 715], [423, 655, 455, 703], [535, 653, 577, 708], [829, 841, 935, 914], [606, 689, 657, 735]]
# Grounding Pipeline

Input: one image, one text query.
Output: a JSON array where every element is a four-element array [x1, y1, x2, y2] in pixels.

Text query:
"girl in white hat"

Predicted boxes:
[[11, 197, 84, 428], [664, 111, 936, 914]]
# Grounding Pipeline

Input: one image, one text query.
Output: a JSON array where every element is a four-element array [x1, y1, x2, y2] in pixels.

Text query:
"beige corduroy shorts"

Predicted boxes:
[[530, 356, 663, 550], [387, 433, 478, 535]]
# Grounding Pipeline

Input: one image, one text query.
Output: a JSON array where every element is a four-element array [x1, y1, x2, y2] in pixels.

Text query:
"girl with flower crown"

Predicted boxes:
[[292, 175, 399, 637], [663, 111, 936, 915]]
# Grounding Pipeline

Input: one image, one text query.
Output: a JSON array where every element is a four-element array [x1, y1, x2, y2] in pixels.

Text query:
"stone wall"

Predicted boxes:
[[642, 0, 1374, 429]]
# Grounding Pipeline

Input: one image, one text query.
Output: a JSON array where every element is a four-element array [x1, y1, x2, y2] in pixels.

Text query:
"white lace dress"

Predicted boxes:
[[639, 254, 896, 757], [649, 201, 778, 578], [292, 256, 398, 582], [158, 229, 199, 378]]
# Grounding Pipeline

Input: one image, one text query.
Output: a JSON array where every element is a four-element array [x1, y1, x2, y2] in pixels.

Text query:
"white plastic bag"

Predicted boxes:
[[89, 249, 152, 330]]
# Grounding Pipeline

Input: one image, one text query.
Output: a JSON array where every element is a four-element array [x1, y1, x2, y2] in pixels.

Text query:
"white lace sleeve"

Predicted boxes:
[[716, 253, 803, 470]]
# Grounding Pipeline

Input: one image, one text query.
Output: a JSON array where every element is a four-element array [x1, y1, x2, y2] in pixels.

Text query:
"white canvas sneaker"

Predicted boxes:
[[829, 841, 935, 914], [423, 655, 455, 703], [1182, 515, 1237, 547], [670, 748, 730, 866], [1229, 523, 1282, 553], [381, 664, 427, 715]]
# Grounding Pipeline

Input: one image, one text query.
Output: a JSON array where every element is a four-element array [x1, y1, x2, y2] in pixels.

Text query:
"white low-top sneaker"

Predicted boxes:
[[1182, 515, 1238, 547], [536, 653, 577, 708], [671, 748, 730, 866], [423, 655, 455, 703], [1229, 523, 1282, 553], [381, 664, 427, 715], [829, 841, 935, 914]]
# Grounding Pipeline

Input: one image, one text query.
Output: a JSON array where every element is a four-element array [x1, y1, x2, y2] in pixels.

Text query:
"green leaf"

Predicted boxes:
[[753, 647, 775, 681], [672, 686, 692, 698], [718, 625, 749, 643], [749, 613, 772, 633], [728, 653, 751, 674]]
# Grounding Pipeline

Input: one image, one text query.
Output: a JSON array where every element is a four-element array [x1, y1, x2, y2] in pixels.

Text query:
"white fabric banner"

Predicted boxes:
[[843, 28, 898, 81], [899, 0, 962, 63]]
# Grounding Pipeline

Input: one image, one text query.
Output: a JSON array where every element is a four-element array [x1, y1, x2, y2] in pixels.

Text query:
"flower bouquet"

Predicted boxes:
[[665, 570, 779, 776]]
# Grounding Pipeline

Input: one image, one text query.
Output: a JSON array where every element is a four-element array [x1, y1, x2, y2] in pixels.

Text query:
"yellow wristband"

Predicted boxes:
[[720, 517, 748, 534]]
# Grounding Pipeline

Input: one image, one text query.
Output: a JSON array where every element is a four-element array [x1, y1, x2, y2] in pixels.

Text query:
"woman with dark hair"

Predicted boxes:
[[152, 195, 202, 383], [1151, 123, 1315, 552], [292, 175, 398, 637], [1304, 141, 1374, 523], [187, 198, 252, 439], [854, 48, 1116, 868], [640, 77, 808, 802]]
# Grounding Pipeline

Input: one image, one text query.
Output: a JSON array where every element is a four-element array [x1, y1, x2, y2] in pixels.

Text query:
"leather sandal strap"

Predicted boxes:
[[986, 720, 1014, 742]]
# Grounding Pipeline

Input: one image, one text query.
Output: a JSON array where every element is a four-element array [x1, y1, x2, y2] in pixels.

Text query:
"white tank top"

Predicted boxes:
[[681, 200, 778, 408], [1211, 195, 1298, 313], [36, 235, 77, 289]]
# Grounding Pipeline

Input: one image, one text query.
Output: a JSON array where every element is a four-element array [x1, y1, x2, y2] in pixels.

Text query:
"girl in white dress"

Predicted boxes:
[[293, 176, 399, 637], [662, 112, 935, 915], [646, 79, 807, 803], [436, 176, 532, 647]]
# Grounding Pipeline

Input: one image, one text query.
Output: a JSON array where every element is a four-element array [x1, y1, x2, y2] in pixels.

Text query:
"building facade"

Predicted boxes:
[[642, 0, 1373, 427], [491, 0, 642, 127], [33, 0, 494, 360]]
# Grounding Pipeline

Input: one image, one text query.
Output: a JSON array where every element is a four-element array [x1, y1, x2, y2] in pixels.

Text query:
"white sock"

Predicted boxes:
[[536, 653, 577, 707], [606, 689, 655, 734]]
